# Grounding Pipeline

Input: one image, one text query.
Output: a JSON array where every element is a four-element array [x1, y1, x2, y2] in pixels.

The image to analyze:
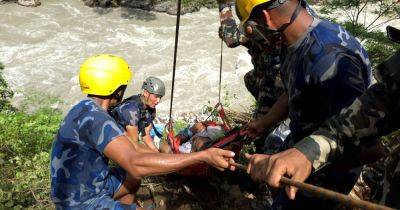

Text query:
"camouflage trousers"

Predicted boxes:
[[244, 67, 284, 153], [243, 68, 282, 118], [380, 144, 400, 208]]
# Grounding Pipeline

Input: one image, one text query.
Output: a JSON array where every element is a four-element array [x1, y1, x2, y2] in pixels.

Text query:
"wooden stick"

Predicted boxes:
[[230, 162, 394, 210]]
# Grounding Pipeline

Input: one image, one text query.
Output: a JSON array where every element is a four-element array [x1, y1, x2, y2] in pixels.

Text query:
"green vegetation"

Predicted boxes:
[[178, 0, 217, 10], [319, 0, 400, 67], [0, 62, 62, 209], [0, 63, 14, 111]]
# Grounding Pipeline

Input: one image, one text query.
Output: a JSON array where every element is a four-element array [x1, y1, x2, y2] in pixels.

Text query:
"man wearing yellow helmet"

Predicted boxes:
[[234, 0, 373, 209], [217, 0, 317, 154], [50, 54, 236, 209]]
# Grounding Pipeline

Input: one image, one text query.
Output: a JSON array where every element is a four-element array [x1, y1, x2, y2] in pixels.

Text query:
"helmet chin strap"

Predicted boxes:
[[276, 0, 303, 33], [141, 91, 151, 108]]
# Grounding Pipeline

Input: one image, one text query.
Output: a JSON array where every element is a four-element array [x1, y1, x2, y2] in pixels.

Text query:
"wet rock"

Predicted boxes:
[[121, 0, 153, 10], [153, 1, 174, 13], [83, 0, 119, 7], [166, 4, 191, 15], [17, 0, 40, 7], [166, 5, 198, 15]]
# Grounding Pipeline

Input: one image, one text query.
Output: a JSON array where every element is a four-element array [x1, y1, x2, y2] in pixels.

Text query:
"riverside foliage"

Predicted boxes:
[[0, 62, 62, 209]]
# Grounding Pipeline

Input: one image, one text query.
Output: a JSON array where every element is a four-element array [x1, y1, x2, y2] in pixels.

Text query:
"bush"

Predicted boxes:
[[0, 108, 62, 209], [319, 0, 400, 67], [0, 62, 14, 112], [338, 21, 400, 68]]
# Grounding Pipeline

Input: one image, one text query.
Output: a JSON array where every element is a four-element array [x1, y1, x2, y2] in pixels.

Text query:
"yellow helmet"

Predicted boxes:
[[79, 54, 132, 96], [236, 0, 271, 23]]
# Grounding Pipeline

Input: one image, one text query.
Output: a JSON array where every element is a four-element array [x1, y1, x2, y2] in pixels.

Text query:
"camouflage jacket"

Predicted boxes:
[[294, 51, 400, 207], [219, 5, 281, 108]]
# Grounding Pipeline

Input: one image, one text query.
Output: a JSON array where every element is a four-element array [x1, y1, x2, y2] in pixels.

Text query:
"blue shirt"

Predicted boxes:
[[110, 94, 155, 135], [50, 98, 125, 208], [280, 18, 372, 142]]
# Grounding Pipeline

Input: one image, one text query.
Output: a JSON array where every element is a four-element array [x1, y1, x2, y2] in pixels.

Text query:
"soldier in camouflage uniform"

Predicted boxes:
[[235, 0, 372, 208], [218, 0, 317, 117], [245, 48, 400, 208], [218, 1, 282, 153], [218, 1, 281, 118], [218, 0, 318, 153]]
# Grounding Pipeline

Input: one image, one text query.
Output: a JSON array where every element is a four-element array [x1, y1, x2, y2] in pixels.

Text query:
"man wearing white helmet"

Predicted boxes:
[[110, 76, 167, 152]]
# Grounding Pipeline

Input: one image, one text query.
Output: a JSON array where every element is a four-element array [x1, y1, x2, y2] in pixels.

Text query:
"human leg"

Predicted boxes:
[[105, 166, 141, 205]]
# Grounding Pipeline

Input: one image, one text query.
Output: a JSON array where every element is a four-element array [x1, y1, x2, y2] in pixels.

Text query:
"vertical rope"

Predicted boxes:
[[218, 39, 223, 103], [168, 0, 182, 125]]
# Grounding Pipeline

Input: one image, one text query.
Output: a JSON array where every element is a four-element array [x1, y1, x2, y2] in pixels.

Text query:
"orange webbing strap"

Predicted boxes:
[[212, 128, 248, 148], [166, 122, 181, 154], [215, 103, 232, 131]]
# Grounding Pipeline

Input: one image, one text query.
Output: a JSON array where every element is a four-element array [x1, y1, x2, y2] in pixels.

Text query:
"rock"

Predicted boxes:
[[98, 0, 109, 7], [166, 5, 196, 15], [153, 1, 174, 13], [121, 0, 153, 10], [83, 0, 119, 7], [82, 0, 94, 7], [166, 4, 176, 15], [17, 0, 40, 7]]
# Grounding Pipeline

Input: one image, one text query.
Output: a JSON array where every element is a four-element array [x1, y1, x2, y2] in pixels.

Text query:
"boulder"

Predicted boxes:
[[82, 0, 119, 7], [17, 0, 41, 7], [153, 1, 174, 13], [121, 0, 153, 10]]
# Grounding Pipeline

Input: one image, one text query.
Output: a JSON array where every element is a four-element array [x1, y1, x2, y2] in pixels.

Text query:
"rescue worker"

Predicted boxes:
[[50, 54, 236, 209], [110, 76, 166, 152], [217, 0, 317, 153], [234, 0, 372, 208], [245, 30, 400, 208], [218, 0, 281, 153]]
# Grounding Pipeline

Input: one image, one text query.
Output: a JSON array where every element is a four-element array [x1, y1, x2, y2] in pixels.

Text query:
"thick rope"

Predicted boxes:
[[168, 0, 182, 126], [231, 163, 394, 210]]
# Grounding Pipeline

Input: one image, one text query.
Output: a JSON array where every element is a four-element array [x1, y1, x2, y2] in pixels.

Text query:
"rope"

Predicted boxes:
[[218, 39, 223, 103], [168, 0, 182, 127], [231, 163, 394, 210], [204, 40, 224, 122]]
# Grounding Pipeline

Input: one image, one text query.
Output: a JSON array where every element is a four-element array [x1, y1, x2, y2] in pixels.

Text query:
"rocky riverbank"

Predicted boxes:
[[1, 0, 217, 14], [82, 0, 217, 15], [0, 0, 41, 7]]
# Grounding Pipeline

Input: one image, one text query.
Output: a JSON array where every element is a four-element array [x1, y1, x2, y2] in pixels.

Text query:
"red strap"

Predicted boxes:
[[203, 121, 218, 127], [211, 103, 231, 131], [212, 129, 247, 148], [166, 122, 181, 154]]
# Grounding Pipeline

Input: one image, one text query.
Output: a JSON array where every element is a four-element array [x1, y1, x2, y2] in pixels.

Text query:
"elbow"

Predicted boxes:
[[125, 158, 146, 179]]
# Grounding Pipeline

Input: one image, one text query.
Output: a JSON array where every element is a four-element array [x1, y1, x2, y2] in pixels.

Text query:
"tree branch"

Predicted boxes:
[[365, 5, 392, 30], [369, 18, 398, 31]]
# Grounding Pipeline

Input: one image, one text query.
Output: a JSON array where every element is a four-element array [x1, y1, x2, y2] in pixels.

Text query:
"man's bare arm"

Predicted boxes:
[[104, 136, 236, 178], [126, 125, 157, 153], [143, 125, 159, 152], [247, 93, 289, 138]]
